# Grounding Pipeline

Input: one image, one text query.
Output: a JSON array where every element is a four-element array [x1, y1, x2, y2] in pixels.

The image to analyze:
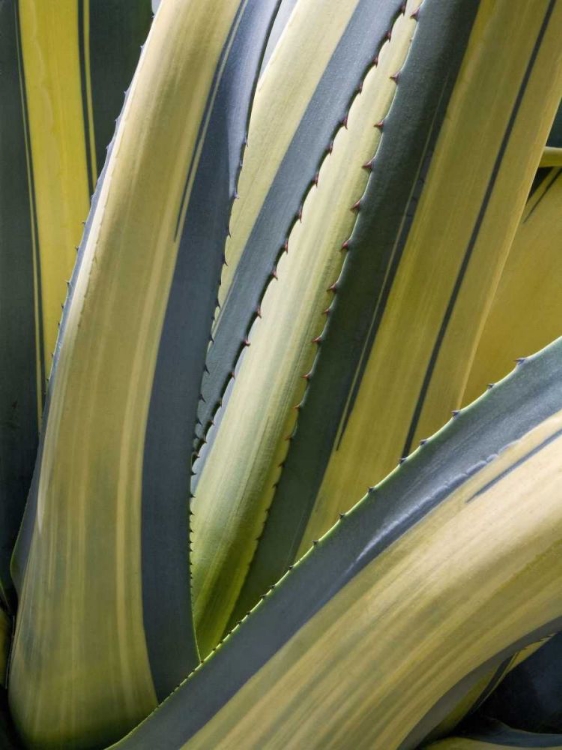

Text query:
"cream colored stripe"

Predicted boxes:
[[217, 0, 363, 314], [192, 0, 422, 656]]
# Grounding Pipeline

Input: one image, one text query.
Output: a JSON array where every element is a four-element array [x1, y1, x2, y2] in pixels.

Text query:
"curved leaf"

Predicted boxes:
[[195, 0, 411, 448], [192, 0, 562, 653], [8, 0, 280, 746], [115, 336, 562, 750], [0, 0, 151, 607]]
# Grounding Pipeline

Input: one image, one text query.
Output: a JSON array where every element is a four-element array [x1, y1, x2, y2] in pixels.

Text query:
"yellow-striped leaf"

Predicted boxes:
[[192, 0, 562, 655], [114, 336, 562, 750], [0, 0, 151, 608], [195, 0, 412, 447], [8, 0, 280, 746]]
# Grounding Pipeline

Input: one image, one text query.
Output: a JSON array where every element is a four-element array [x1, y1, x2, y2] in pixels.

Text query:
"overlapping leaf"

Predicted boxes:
[[192, 0, 562, 654], [8, 0, 280, 746]]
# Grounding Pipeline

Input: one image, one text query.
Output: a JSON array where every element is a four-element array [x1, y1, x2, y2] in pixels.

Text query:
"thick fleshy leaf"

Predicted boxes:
[[195, 0, 412, 449], [0, 0, 151, 608], [192, 0, 562, 654], [113, 337, 562, 750], [8, 0, 280, 746]]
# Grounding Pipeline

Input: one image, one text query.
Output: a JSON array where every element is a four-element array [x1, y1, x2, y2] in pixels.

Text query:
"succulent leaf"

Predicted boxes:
[[115, 336, 562, 750], [7, 0, 280, 746]]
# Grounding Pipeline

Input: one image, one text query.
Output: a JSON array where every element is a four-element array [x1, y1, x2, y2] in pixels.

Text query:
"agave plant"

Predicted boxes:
[[0, 0, 561, 747]]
